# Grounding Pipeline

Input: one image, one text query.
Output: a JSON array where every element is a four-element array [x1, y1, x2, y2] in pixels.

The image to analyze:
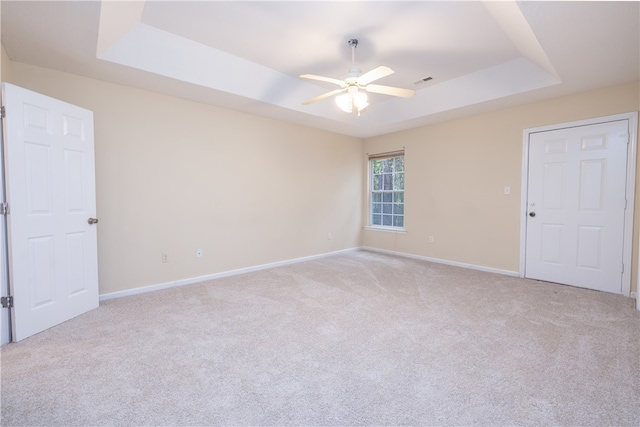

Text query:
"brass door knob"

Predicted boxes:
[[529, 212, 536, 217]]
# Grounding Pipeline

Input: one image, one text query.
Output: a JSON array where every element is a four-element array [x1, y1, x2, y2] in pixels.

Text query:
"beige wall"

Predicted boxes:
[[5, 60, 364, 295], [1, 45, 11, 83], [3, 53, 640, 297], [364, 81, 640, 292]]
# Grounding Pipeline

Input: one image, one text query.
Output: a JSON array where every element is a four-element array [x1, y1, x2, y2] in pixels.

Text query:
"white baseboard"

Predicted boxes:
[[363, 248, 640, 303], [98, 245, 632, 304], [361, 246, 520, 277], [630, 292, 639, 311], [99, 247, 359, 301]]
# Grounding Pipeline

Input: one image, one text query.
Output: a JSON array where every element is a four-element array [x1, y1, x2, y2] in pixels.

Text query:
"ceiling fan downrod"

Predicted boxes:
[[348, 38, 358, 58], [348, 39, 358, 69], [344, 39, 362, 83]]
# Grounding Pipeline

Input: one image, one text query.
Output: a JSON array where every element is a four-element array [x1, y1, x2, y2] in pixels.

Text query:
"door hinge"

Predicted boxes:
[[1, 296, 13, 309], [0, 202, 8, 216], [0, 106, 5, 119]]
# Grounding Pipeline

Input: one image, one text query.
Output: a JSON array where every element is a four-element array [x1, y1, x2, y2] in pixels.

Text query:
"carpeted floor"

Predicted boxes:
[[1, 250, 639, 426]]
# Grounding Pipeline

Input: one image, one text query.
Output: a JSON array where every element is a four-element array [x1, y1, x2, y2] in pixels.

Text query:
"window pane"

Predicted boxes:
[[394, 192, 404, 203], [372, 203, 382, 214], [383, 159, 393, 173], [394, 173, 404, 190], [394, 157, 404, 172], [383, 174, 393, 190], [372, 193, 382, 203], [372, 175, 381, 191], [373, 160, 384, 174], [382, 193, 392, 203], [382, 203, 392, 214], [393, 216, 404, 227], [393, 203, 404, 215], [382, 215, 392, 226], [372, 214, 382, 225]]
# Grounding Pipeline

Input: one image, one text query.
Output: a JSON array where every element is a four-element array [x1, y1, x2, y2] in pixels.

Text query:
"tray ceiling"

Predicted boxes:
[[2, 1, 638, 137]]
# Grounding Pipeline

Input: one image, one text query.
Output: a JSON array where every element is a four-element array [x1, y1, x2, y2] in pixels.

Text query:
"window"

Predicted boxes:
[[370, 152, 404, 228]]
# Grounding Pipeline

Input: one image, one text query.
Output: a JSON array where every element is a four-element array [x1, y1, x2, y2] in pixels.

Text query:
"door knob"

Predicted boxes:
[[88, 218, 99, 225], [529, 212, 536, 217]]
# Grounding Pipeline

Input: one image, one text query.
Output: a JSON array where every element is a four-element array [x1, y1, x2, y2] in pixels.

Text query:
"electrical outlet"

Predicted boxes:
[[327, 232, 333, 240], [504, 186, 511, 195], [196, 249, 203, 258], [162, 253, 169, 263], [428, 236, 434, 244]]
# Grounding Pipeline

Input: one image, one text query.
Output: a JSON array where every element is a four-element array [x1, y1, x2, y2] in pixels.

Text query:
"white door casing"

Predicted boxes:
[[0, 104, 8, 345], [2, 83, 99, 341], [520, 113, 638, 296]]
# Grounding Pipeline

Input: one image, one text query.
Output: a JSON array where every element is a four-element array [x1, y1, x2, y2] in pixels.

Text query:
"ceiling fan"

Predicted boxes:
[[300, 39, 415, 115]]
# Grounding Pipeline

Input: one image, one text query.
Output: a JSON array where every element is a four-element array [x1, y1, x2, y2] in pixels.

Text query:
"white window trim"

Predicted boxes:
[[364, 225, 407, 233], [367, 150, 405, 231]]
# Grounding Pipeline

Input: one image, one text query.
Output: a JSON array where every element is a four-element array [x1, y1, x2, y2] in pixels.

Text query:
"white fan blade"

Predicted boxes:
[[357, 66, 394, 86], [302, 88, 347, 105], [300, 74, 346, 87], [365, 84, 415, 98]]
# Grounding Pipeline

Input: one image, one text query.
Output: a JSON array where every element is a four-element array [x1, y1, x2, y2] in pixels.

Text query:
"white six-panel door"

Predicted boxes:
[[525, 119, 629, 294], [2, 83, 98, 341]]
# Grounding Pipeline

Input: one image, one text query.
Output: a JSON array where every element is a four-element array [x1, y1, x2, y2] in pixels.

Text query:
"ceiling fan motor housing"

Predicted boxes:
[[344, 66, 362, 84]]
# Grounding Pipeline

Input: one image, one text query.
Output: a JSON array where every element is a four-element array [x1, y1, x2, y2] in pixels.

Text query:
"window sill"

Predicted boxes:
[[364, 226, 407, 234]]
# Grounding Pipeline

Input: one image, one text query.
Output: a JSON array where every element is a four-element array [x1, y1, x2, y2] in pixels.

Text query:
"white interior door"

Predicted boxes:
[[524, 119, 629, 294], [2, 83, 99, 341]]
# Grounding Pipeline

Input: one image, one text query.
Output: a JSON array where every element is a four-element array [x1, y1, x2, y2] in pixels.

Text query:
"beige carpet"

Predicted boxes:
[[1, 250, 639, 426]]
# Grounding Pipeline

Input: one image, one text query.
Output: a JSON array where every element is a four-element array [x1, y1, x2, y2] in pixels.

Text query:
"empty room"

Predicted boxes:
[[0, 1, 639, 425]]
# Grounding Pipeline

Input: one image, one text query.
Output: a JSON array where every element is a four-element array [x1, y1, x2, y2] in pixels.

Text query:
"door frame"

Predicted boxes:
[[0, 96, 8, 345], [519, 112, 638, 296]]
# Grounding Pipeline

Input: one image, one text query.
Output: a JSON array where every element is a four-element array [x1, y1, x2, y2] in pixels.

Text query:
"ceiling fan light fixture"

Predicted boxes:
[[336, 89, 368, 114]]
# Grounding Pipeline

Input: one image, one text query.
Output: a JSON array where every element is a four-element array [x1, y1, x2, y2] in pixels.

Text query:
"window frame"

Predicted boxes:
[[367, 151, 405, 231]]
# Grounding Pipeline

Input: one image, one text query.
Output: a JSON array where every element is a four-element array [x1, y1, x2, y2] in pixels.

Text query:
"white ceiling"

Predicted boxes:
[[2, 1, 639, 138]]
